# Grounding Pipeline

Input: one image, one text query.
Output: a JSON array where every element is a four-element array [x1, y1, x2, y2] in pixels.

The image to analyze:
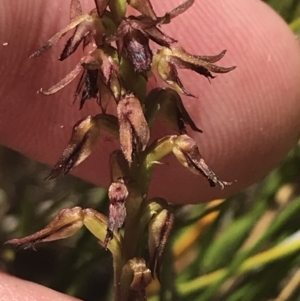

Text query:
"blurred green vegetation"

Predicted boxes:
[[1, 1, 300, 301]]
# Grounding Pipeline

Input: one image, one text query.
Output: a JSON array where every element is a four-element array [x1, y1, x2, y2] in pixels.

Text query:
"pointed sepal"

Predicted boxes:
[[29, 14, 91, 58]]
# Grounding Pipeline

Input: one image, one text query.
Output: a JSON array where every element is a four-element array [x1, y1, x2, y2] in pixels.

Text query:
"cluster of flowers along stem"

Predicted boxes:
[[7, 0, 236, 300]]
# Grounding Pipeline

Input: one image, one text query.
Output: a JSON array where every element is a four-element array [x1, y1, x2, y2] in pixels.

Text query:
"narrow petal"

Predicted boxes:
[[40, 62, 83, 95], [94, 0, 110, 17], [29, 14, 90, 58], [156, 0, 194, 24], [169, 47, 237, 77], [144, 26, 177, 47], [59, 22, 90, 61], [167, 0, 194, 20], [193, 49, 227, 63], [168, 55, 215, 79], [205, 62, 237, 74]]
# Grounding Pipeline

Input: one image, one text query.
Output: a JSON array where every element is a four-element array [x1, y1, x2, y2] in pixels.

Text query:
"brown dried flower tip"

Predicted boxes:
[[173, 135, 233, 188], [117, 95, 150, 164], [152, 47, 236, 96], [106, 0, 194, 73], [30, 9, 105, 61], [105, 179, 128, 245]]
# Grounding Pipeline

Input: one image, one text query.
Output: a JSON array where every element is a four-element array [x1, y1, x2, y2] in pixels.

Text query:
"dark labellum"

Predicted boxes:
[[80, 69, 99, 109]]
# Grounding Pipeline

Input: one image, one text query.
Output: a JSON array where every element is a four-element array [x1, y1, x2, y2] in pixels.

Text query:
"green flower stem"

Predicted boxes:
[[178, 236, 300, 296], [144, 136, 176, 169], [121, 140, 175, 265], [120, 58, 147, 101], [120, 138, 176, 265], [109, 0, 127, 24], [130, 135, 176, 201], [83, 211, 123, 301], [123, 195, 143, 260]]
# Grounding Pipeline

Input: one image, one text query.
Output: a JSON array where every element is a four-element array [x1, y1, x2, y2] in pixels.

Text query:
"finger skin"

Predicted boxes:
[[0, 272, 80, 301], [0, 0, 300, 204]]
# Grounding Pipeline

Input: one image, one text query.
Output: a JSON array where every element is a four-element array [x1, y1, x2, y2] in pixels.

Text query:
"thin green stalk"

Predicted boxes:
[[109, 0, 127, 23], [122, 189, 145, 262]]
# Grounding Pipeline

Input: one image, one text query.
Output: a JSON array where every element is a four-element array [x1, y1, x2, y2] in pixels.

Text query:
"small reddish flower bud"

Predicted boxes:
[[106, 179, 128, 245]]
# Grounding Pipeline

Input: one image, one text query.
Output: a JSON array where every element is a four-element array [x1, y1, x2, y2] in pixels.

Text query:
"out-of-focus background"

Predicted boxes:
[[1, 1, 300, 300]]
